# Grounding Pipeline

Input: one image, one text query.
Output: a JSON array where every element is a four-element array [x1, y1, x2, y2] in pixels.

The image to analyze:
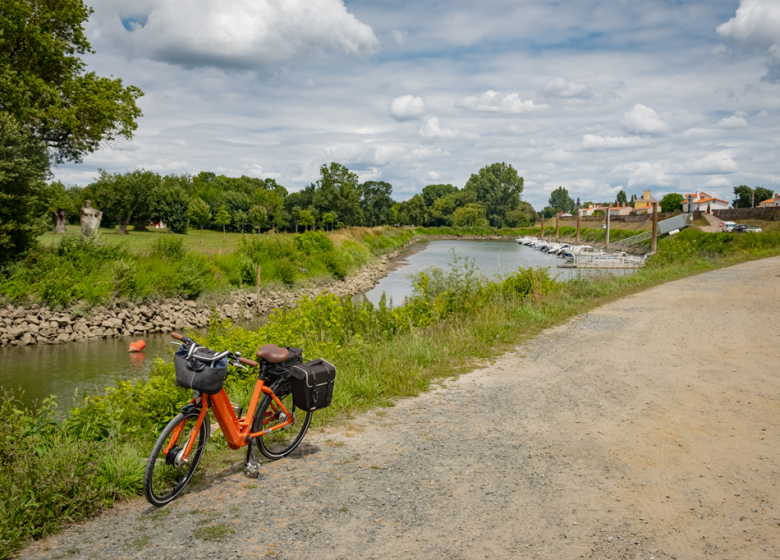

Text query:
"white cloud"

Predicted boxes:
[[418, 117, 458, 140], [678, 154, 739, 175], [717, 0, 780, 81], [123, 0, 378, 70], [703, 176, 734, 188], [392, 30, 407, 45], [244, 163, 282, 180], [620, 104, 671, 135], [582, 134, 650, 149], [426, 171, 441, 181], [455, 91, 549, 114], [542, 78, 593, 99], [358, 167, 382, 182], [389, 95, 426, 120], [717, 115, 749, 128], [716, 0, 780, 50], [404, 148, 450, 159], [614, 162, 674, 188]]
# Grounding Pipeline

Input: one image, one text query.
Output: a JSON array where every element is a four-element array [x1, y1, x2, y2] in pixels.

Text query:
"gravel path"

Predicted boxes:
[[19, 256, 780, 560]]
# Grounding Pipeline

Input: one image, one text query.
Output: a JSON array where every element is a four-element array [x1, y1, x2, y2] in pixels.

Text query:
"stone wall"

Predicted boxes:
[[713, 207, 780, 221], [0, 251, 400, 347]]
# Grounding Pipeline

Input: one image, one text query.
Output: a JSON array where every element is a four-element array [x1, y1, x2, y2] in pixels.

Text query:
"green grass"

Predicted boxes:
[[192, 524, 235, 542], [2, 229, 780, 558], [3, 227, 415, 309]]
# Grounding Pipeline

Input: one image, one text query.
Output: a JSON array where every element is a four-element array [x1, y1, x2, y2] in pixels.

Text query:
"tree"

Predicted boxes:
[[233, 209, 248, 233], [540, 206, 557, 219], [733, 185, 772, 208], [214, 205, 231, 240], [548, 186, 575, 214], [397, 194, 428, 226], [188, 197, 211, 244], [453, 203, 489, 227], [91, 169, 161, 234], [462, 163, 523, 227], [298, 210, 315, 231], [150, 185, 190, 234], [422, 183, 458, 207], [629, 194, 637, 207], [660, 193, 684, 213], [616, 190, 627, 205], [322, 212, 336, 231], [360, 180, 394, 226], [0, 114, 49, 264], [248, 205, 267, 235], [505, 201, 536, 227], [430, 192, 460, 226], [1, 0, 143, 164], [35, 180, 78, 233], [576, 197, 581, 208], [313, 163, 363, 225], [290, 206, 301, 233]]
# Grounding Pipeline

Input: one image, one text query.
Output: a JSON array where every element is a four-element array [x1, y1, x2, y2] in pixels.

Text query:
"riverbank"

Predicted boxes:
[[2, 229, 780, 557], [0, 249, 404, 348], [20, 254, 780, 560]]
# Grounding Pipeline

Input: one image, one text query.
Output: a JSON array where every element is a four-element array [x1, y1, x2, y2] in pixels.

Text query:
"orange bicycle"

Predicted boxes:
[[143, 332, 321, 506]]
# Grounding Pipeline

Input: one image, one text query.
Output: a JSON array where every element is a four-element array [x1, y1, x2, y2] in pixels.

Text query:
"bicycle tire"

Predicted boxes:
[[253, 379, 312, 460], [143, 409, 210, 507]]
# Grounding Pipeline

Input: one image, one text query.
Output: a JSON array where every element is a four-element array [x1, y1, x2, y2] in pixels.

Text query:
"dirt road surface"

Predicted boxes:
[[19, 256, 780, 560]]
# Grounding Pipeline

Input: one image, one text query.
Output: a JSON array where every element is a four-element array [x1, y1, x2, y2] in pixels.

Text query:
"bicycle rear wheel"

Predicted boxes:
[[143, 410, 210, 507], [253, 379, 312, 460]]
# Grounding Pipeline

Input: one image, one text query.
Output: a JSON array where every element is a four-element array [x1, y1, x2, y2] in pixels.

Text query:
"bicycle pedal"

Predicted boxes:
[[245, 460, 262, 479]]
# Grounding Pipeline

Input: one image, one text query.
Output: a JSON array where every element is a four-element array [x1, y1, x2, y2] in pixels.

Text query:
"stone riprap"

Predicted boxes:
[[0, 251, 400, 347]]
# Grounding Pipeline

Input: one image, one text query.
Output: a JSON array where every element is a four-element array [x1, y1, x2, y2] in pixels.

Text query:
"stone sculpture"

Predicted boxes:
[[54, 209, 67, 234], [80, 200, 103, 239]]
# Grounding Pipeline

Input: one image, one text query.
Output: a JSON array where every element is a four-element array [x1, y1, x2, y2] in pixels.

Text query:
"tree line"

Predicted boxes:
[[41, 161, 539, 240]]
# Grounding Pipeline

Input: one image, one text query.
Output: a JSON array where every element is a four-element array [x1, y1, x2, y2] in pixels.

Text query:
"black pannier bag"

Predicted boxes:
[[173, 344, 228, 395], [289, 359, 337, 411]]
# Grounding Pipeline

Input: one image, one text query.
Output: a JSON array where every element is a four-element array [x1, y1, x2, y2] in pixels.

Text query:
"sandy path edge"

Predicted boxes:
[[17, 256, 780, 560]]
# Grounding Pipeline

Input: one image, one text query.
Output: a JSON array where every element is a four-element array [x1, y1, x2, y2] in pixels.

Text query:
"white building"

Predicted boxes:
[[681, 192, 730, 212]]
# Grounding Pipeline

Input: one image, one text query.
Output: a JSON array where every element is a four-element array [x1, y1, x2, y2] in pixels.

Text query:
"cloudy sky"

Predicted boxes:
[[55, 0, 780, 209]]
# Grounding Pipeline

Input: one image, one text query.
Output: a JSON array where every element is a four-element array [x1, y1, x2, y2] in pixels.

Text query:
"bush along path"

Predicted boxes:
[[3, 229, 780, 557]]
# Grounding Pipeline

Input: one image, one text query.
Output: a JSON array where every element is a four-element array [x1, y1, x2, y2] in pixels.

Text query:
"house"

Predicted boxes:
[[634, 190, 658, 214], [578, 204, 606, 217], [759, 194, 780, 208], [681, 191, 730, 212], [609, 203, 633, 216]]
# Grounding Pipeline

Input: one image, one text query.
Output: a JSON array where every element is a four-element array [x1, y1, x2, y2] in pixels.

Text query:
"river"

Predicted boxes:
[[0, 239, 598, 407]]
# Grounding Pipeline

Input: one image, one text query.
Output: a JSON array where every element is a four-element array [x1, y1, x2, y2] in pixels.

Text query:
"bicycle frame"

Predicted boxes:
[[175, 370, 296, 458]]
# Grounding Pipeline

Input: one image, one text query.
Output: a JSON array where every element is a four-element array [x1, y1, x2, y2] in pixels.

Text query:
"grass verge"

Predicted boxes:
[[1, 229, 780, 557]]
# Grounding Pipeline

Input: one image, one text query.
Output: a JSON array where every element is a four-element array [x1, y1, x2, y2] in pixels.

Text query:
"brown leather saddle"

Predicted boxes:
[[255, 343, 290, 364]]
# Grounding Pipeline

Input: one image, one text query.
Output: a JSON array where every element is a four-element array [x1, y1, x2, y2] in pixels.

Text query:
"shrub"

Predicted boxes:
[[293, 230, 334, 254], [150, 235, 186, 260], [275, 259, 297, 285]]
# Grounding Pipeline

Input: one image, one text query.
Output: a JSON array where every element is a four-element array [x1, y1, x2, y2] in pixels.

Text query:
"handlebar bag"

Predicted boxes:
[[289, 359, 336, 411], [173, 344, 228, 395]]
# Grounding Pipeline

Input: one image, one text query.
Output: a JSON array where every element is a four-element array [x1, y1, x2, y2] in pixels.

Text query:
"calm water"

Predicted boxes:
[[362, 239, 581, 306], [0, 240, 596, 407]]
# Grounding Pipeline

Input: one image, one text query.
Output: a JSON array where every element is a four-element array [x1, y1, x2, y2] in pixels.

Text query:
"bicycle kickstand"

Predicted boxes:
[[245, 438, 262, 480]]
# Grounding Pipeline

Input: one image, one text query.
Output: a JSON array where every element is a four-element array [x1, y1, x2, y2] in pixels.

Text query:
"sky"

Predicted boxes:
[[54, 0, 780, 209]]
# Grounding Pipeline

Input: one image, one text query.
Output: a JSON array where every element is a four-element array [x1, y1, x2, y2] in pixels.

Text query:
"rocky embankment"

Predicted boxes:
[[0, 251, 400, 348]]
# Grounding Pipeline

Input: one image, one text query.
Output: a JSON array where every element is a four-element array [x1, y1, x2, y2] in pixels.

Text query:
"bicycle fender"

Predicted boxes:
[[180, 403, 201, 415]]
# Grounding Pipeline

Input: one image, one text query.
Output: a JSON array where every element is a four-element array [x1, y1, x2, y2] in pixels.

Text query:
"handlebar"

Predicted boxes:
[[171, 332, 258, 368]]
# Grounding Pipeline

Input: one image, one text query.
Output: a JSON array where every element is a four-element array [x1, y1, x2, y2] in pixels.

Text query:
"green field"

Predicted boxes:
[[39, 225, 267, 255]]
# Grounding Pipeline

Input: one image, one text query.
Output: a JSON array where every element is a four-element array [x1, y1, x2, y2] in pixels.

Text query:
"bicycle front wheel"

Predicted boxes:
[[143, 410, 210, 507], [253, 380, 312, 460]]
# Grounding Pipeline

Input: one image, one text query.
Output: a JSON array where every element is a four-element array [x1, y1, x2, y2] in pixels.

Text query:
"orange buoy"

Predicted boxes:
[[128, 340, 146, 353]]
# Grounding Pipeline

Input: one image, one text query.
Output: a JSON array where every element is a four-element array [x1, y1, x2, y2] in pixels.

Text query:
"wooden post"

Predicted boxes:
[[555, 215, 559, 240], [576, 213, 581, 242], [605, 209, 611, 251], [651, 202, 658, 253], [540, 215, 545, 239], [256, 265, 261, 315]]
